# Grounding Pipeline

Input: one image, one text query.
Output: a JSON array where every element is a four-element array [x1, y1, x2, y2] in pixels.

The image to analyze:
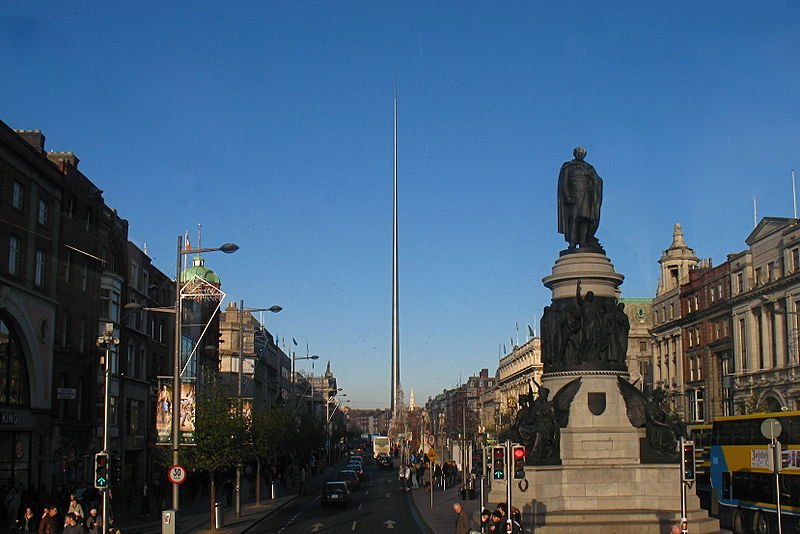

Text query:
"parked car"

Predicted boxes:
[[345, 462, 365, 480], [321, 481, 351, 507], [338, 469, 360, 490]]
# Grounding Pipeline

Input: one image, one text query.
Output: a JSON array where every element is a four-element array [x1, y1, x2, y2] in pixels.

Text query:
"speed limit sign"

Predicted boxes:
[[167, 464, 187, 485]]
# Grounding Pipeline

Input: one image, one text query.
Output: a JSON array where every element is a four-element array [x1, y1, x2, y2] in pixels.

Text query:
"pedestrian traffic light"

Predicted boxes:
[[681, 441, 695, 482], [492, 446, 506, 480], [94, 452, 109, 489], [512, 445, 526, 479]]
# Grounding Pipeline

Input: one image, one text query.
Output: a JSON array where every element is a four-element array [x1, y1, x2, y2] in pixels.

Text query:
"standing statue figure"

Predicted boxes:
[[557, 147, 603, 251]]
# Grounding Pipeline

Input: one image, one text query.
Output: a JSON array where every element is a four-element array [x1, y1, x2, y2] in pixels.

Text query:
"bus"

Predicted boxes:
[[710, 411, 800, 534], [688, 423, 713, 512], [372, 435, 391, 459]]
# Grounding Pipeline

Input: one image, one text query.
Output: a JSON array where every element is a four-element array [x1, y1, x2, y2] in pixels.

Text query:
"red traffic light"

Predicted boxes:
[[513, 446, 526, 459]]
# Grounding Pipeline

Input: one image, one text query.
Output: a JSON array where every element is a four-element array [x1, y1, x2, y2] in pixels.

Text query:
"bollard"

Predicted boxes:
[[270, 481, 277, 500], [214, 502, 224, 529]]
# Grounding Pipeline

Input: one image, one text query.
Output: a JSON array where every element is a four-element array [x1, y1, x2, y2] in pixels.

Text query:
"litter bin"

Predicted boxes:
[[270, 481, 277, 500], [214, 502, 224, 529]]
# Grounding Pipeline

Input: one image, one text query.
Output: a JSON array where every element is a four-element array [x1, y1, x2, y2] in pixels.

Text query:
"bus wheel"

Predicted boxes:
[[754, 511, 769, 534], [732, 509, 747, 534]]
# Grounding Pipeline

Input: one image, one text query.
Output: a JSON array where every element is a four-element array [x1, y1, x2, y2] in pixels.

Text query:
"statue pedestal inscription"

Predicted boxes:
[[491, 149, 718, 533]]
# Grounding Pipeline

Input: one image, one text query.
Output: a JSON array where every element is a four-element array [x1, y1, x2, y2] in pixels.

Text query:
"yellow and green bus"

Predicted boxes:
[[710, 411, 800, 534]]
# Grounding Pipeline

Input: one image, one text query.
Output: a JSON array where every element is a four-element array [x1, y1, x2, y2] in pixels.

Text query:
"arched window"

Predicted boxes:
[[0, 314, 31, 407]]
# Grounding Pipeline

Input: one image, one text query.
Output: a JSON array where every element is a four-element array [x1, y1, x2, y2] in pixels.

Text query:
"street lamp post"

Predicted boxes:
[[291, 354, 319, 406], [235, 301, 281, 517], [96, 323, 119, 534], [325, 390, 345, 461], [169, 236, 238, 533]]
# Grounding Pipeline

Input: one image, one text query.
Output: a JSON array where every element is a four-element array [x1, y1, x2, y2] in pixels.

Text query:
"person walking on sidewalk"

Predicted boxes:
[[452, 502, 470, 534]]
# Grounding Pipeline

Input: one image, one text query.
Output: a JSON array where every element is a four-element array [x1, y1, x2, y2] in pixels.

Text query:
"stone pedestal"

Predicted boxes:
[[489, 249, 719, 532]]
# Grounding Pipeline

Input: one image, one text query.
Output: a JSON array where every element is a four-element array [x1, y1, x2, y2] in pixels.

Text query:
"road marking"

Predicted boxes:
[[358, 503, 363, 510], [276, 496, 321, 533], [384, 519, 397, 529], [352, 520, 357, 531], [385, 493, 391, 498], [364, 490, 369, 495], [311, 523, 324, 533]]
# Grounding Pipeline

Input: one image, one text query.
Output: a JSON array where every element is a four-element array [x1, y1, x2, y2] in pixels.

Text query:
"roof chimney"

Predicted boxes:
[[14, 129, 46, 152], [46, 152, 80, 173]]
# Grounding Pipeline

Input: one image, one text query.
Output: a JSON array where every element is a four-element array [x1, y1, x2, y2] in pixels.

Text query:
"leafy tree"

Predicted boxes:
[[182, 378, 246, 530], [743, 391, 767, 414]]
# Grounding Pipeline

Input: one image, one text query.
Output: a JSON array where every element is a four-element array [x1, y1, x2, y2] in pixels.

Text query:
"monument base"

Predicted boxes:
[[489, 464, 719, 533]]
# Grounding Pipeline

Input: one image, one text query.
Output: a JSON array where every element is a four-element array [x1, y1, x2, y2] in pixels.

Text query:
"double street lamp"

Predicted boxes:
[[235, 301, 281, 517]]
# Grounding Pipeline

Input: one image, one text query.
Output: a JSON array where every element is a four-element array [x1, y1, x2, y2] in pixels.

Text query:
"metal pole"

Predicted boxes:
[[172, 235, 183, 521], [774, 438, 783, 534], [506, 440, 512, 531], [236, 300, 244, 517], [680, 437, 687, 534], [102, 340, 111, 534]]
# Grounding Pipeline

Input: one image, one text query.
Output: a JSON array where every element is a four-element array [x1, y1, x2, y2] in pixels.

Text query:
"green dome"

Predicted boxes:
[[180, 255, 221, 285]]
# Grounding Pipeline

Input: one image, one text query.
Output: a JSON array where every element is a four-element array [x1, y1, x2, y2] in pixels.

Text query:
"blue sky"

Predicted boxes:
[[3, 2, 800, 409]]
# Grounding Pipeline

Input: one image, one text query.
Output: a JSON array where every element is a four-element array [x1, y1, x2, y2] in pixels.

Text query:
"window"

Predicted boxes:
[[669, 303, 674, 319], [65, 196, 74, 219], [100, 288, 121, 323], [64, 249, 71, 283], [109, 395, 118, 425], [127, 399, 141, 434], [755, 267, 763, 286], [739, 318, 748, 370], [34, 249, 45, 287], [81, 258, 88, 290], [8, 235, 20, 275], [737, 272, 744, 293], [793, 248, 800, 273], [12, 182, 23, 210], [639, 341, 648, 353], [129, 262, 139, 289], [0, 314, 31, 406], [37, 199, 48, 225], [768, 261, 775, 282], [669, 267, 679, 289], [689, 389, 705, 422], [127, 344, 135, 378]]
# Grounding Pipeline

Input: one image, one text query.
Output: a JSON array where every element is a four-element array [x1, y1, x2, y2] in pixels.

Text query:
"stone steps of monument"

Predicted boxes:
[[532, 508, 719, 534]]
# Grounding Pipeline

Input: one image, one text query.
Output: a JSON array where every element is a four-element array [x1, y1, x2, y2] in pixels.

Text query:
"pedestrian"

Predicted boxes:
[[403, 464, 412, 491], [298, 467, 307, 495], [37, 506, 57, 534], [21, 507, 36, 533], [670, 525, 681, 534], [6, 487, 21, 529], [62, 513, 82, 534], [66, 495, 83, 521], [479, 508, 492, 532], [488, 510, 503, 533], [85, 509, 101, 534], [452, 502, 470, 534], [140, 482, 150, 517]]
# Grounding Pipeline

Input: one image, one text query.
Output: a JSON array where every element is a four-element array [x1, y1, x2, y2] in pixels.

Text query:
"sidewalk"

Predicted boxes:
[[409, 481, 484, 534], [111, 486, 295, 534]]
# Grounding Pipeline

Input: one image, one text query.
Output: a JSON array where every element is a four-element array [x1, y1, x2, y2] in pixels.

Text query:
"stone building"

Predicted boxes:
[[620, 298, 654, 390], [729, 217, 800, 413], [650, 224, 699, 416], [0, 125, 61, 489], [495, 337, 542, 430], [680, 258, 732, 421]]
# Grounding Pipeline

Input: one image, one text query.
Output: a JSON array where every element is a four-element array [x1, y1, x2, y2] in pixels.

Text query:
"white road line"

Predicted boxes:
[[352, 520, 357, 531]]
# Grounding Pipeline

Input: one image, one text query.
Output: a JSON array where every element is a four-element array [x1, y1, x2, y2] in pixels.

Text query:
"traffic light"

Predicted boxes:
[[681, 441, 695, 482], [94, 452, 109, 489], [512, 445, 526, 479], [492, 446, 506, 480]]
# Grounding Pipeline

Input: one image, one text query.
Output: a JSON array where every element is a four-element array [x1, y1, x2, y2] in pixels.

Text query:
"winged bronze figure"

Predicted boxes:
[[499, 377, 582, 462], [617, 376, 684, 456]]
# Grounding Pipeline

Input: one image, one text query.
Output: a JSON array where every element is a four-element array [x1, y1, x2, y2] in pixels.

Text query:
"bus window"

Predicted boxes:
[[722, 472, 731, 500]]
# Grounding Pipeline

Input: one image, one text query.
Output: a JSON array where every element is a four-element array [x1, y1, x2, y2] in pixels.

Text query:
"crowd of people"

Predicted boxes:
[[453, 502, 523, 534], [2, 486, 118, 534]]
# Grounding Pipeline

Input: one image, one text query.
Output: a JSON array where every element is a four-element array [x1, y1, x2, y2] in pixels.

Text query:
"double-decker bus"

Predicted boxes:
[[710, 411, 800, 534], [372, 435, 391, 459], [688, 423, 713, 512]]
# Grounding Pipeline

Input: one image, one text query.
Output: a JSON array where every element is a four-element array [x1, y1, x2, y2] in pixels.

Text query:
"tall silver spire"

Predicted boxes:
[[391, 86, 400, 417]]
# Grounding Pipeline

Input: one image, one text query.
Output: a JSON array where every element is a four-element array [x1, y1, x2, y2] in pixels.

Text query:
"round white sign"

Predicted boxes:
[[427, 434, 436, 446], [168, 464, 187, 485]]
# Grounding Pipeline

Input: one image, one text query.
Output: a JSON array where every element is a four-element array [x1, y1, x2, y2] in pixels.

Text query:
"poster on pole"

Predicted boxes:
[[155, 377, 173, 445], [179, 378, 197, 445]]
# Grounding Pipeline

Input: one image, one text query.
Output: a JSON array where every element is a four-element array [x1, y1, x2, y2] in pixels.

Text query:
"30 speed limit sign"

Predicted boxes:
[[168, 464, 187, 485]]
